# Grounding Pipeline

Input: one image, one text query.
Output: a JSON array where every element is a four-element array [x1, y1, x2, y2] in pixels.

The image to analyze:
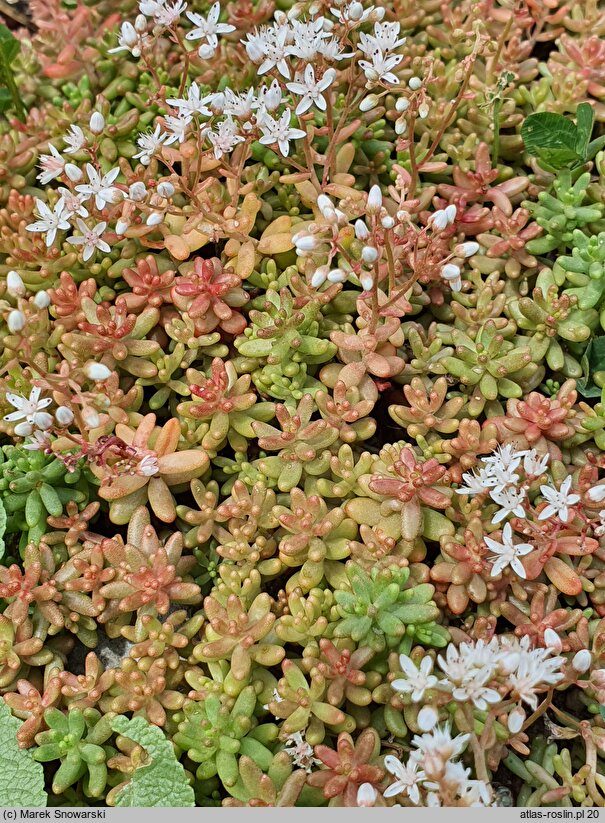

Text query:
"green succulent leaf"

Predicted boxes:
[[110, 716, 194, 807], [0, 698, 47, 807], [577, 337, 605, 398]]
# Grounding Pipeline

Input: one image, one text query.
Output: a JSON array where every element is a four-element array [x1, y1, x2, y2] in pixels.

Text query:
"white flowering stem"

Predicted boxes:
[[169, 24, 192, 99], [464, 708, 490, 785], [384, 230, 397, 295], [418, 33, 482, 171], [407, 111, 420, 199], [486, 13, 514, 88], [228, 142, 251, 208], [300, 123, 322, 191], [367, 260, 381, 335], [321, 67, 363, 187], [521, 688, 554, 732]]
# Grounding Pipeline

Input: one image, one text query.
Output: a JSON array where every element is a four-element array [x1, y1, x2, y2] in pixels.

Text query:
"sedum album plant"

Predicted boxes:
[[0, 0, 605, 809]]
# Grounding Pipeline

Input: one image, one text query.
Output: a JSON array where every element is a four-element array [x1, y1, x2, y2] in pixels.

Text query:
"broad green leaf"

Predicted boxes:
[[0, 698, 47, 807], [0, 24, 24, 119], [521, 112, 578, 152], [110, 716, 194, 807], [521, 112, 581, 170], [575, 102, 595, 159], [0, 25, 20, 65], [0, 87, 13, 113]]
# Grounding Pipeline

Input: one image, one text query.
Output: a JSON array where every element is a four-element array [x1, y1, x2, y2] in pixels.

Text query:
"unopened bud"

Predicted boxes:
[[317, 194, 332, 215], [55, 406, 74, 426], [366, 184, 383, 214], [455, 241, 480, 258], [64, 163, 83, 182], [417, 706, 438, 731], [129, 182, 147, 201], [418, 102, 430, 119], [445, 204, 457, 223], [408, 76, 422, 90], [348, 1, 364, 20], [82, 406, 101, 428], [572, 650, 592, 674], [115, 218, 130, 236], [293, 233, 317, 252], [354, 219, 370, 240], [7, 270, 25, 297], [120, 20, 138, 47], [14, 421, 33, 437], [310, 266, 329, 288], [85, 362, 112, 381], [89, 112, 105, 135], [327, 268, 347, 284], [507, 706, 525, 734], [543, 628, 563, 653], [7, 309, 25, 333], [356, 784, 377, 808], [430, 209, 448, 230], [33, 411, 53, 430], [198, 43, 216, 59], [146, 211, 164, 226], [360, 273, 373, 291], [134, 14, 148, 32], [157, 181, 175, 198], [34, 290, 51, 309], [441, 263, 461, 280], [381, 215, 395, 229], [395, 97, 410, 113], [588, 484, 605, 503], [361, 245, 379, 264], [360, 94, 380, 112]]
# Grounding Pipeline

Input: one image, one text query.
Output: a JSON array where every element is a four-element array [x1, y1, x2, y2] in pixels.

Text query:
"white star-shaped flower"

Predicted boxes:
[[75, 164, 122, 210], [258, 110, 306, 157], [66, 219, 110, 262], [485, 522, 533, 578], [286, 66, 336, 115], [538, 476, 580, 523]]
